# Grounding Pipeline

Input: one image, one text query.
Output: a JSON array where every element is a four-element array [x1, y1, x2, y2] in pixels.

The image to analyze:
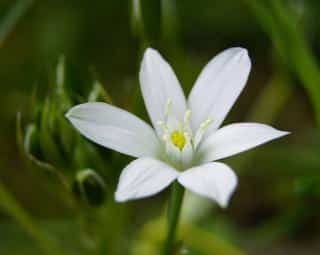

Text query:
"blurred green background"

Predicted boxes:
[[0, 0, 320, 254]]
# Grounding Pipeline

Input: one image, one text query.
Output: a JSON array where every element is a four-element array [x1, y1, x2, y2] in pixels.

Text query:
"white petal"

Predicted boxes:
[[198, 123, 289, 162], [66, 102, 160, 158], [178, 162, 237, 208], [140, 48, 187, 134], [115, 158, 179, 202], [188, 47, 251, 133]]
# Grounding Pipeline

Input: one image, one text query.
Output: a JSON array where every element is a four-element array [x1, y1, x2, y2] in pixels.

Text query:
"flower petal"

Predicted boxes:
[[188, 47, 251, 133], [198, 123, 289, 162], [115, 158, 179, 202], [140, 48, 187, 133], [66, 102, 160, 158], [178, 162, 237, 208]]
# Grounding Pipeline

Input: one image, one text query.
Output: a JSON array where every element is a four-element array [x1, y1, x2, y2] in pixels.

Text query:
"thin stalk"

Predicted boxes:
[[0, 180, 67, 255], [162, 181, 185, 255]]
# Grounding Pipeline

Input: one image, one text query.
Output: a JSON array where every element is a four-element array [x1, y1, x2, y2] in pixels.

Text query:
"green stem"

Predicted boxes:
[[162, 181, 185, 255], [0, 181, 67, 255]]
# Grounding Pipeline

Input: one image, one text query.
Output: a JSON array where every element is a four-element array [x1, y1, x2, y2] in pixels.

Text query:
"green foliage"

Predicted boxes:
[[17, 57, 112, 205], [246, 0, 320, 128]]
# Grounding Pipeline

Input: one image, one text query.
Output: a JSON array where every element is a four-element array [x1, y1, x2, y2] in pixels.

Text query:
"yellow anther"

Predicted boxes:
[[170, 130, 186, 151]]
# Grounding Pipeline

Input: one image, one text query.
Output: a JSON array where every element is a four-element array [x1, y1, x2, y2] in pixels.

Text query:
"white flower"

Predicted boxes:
[[66, 48, 289, 208]]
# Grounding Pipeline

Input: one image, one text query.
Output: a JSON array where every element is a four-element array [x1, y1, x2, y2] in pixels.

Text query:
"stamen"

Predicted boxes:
[[157, 120, 169, 134], [183, 109, 192, 124], [184, 131, 191, 140], [193, 117, 213, 148], [165, 99, 173, 118], [200, 118, 213, 130]]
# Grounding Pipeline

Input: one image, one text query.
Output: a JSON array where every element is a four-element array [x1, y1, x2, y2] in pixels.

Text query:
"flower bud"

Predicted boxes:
[[73, 169, 107, 207]]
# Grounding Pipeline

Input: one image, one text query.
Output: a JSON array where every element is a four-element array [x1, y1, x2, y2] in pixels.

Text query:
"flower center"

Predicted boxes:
[[158, 99, 213, 166], [170, 130, 186, 150]]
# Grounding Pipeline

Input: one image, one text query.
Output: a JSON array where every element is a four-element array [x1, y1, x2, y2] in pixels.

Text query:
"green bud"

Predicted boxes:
[[24, 123, 43, 161], [56, 112, 76, 161], [38, 98, 64, 165], [73, 169, 107, 207], [17, 113, 54, 171], [54, 56, 72, 112]]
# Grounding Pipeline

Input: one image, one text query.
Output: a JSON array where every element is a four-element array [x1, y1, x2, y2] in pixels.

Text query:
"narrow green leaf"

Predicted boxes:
[[0, 0, 34, 46], [39, 99, 64, 165], [246, 0, 320, 128], [130, 0, 161, 47], [0, 181, 68, 255]]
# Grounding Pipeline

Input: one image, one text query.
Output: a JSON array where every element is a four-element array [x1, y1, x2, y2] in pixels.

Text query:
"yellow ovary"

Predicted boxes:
[[170, 131, 186, 150]]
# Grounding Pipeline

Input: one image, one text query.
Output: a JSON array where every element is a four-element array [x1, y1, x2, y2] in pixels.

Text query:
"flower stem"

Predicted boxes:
[[162, 181, 185, 255]]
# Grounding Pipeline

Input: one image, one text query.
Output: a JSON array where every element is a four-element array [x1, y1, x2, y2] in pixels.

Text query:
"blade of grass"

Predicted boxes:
[[246, 0, 320, 128], [0, 0, 34, 46], [0, 180, 68, 255]]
